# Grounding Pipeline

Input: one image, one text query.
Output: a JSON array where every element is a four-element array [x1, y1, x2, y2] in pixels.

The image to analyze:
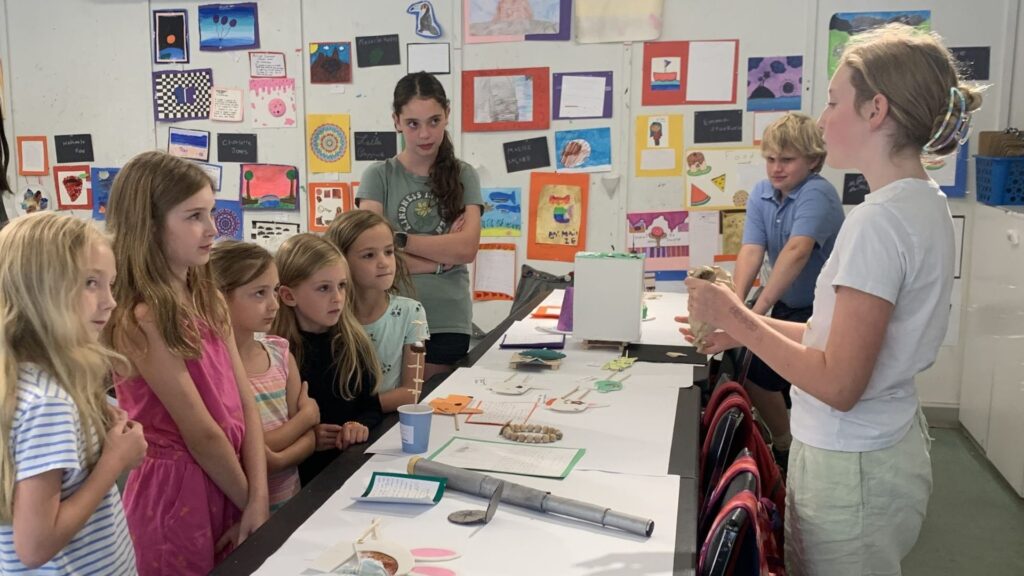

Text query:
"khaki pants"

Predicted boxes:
[[785, 413, 932, 576]]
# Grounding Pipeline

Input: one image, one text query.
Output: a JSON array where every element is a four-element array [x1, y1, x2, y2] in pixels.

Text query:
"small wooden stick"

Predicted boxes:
[[452, 412, 460, 431], [560, 385, 580, 400], [356, 518, 382, 544], [578, 389, 591, 401]]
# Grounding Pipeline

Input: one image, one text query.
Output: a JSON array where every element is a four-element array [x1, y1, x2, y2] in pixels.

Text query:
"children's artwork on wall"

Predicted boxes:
[[250, 220, 300, 253], [503, 136, 550, 173], [747, 56, 802, 111], [210, 87, 243, 122], [693, 110, 743, 144], [828, 11, 930, 78], [950, 47, 991, 81], [239, 164, 299, 211], [554, 127, 611, 173], [407, 1, 444, 39], [552, 71, 612, 120], [752, 111, 787, 145], [626, 210, 689, 273], [685, 147, 763, 211], [249, 78, 296, 128], [575, 0, 663, 43], [194, 161, 223, 191], [481, 187, 522, 236], [309, 42, 352, 84], [53, 164, 91, 210], [16, 136, 48, 175], [634, 114, 682, 177], [528, 171, 588, 262], [353, 132, 398, 162], [167, 127, 211, 161], [355, 35, 402, 68], [642, 40, 738, 105], [249, 51, 286, 77], [306, 114, 351, 173], [924, 143, 969, 198], [473, 243, 516, 301], [407, 43, 451, 75], [213, 199, 243, 240], [153, 9, 189, 64], [720, 210, 746, 255], [842, 173, 869, 205], [90, 167, 119, 221], [464, 0, 571, 43], [198, 3, 259, 51], [53, 134, 94, 164], [152, 68, 214, 122], [20, 189, 48, 214], [462, 67, 550, 131], [307, 182, 353, 233]]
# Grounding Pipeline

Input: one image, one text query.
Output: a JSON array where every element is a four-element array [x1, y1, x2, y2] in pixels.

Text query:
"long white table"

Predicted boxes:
[[215, 290, 702, 576]]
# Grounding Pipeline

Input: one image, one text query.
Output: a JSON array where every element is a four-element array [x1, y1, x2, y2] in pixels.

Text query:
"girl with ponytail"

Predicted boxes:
[[356, 72, 483, 379]]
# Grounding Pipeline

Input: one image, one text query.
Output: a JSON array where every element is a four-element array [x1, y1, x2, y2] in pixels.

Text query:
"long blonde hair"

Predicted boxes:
[[271, 234, 381, 400], [839, 23, 983, 157], [0, 213, 120, 521], [324, 210, 414, 297], [104, 151, 228, 358]]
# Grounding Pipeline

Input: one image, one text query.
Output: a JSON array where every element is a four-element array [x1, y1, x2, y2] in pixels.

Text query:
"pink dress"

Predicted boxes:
[[117, 321, 245, 576]]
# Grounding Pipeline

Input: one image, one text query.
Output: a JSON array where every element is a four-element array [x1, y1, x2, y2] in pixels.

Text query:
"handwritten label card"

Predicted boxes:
[[54, 134, 94, 163], [210, 88, 243, 122], [217, 133, 258, 163], [355, 34, 401, 68], [693, 110, 743, 144], [249, 51, 287, 77], [503, 136, 550, 173], [353, 131, 398, 161], [355, 472, 446, 505]]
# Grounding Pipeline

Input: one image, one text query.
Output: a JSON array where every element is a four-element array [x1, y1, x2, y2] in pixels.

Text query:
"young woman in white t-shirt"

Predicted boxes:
[[680, 24, 982, 575]]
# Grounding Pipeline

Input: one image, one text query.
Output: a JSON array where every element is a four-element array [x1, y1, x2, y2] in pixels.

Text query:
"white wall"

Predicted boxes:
[[1, 0, 1020, 408]]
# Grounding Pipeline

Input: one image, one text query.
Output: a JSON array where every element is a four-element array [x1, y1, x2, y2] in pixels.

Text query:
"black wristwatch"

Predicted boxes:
[[394, 231, 409, 249]]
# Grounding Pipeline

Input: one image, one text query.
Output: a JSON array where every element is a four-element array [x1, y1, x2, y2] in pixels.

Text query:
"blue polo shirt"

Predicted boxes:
[[741, 173, 844, 308]]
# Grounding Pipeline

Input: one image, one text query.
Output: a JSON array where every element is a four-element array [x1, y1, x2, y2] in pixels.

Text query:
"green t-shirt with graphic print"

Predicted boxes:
[[357, 157, 483, 335]]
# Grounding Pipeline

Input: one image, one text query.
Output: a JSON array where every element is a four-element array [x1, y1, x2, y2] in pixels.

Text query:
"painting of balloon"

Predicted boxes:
[[198, 3, 260, 51]]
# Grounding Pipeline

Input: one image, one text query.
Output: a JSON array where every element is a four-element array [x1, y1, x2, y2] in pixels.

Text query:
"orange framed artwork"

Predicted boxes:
[[307, 182, 354, 232], [527, 171, 588, 262]]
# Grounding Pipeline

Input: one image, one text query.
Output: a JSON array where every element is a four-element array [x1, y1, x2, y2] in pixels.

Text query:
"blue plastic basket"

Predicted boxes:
[[975, 156, 1024, 206]]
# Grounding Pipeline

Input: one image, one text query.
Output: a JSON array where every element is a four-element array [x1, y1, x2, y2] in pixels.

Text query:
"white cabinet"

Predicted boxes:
[[958, 204, 1024, 497]]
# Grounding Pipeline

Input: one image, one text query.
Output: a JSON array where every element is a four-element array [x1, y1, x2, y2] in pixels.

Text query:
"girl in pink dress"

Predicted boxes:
[[104, 151, 269, 575]]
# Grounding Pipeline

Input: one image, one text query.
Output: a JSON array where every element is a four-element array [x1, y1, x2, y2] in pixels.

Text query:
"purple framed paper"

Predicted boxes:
[[463, 0, 571, 43], [152, 68, 214, 122], [553, 71, 612, 120]]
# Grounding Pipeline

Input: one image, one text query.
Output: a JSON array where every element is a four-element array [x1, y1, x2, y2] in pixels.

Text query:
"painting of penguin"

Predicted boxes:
[[407, 1, 443, 39]]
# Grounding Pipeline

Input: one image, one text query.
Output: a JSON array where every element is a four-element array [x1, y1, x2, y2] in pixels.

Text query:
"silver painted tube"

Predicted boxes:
[[408, 457, 654, 537]]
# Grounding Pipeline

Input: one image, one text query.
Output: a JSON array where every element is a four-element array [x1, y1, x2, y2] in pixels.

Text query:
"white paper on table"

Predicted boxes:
[[473, 245, 516, 299], [210, 87, 244, 122], [430, 437, 584, 478], [250, 456, 680, 576], [407, 42, 450, 74], [465, 400, 539, 425], [687, 212, 720, 268], [686, 41, 738, 102], [19, 140, 46, 173], [754, 111, 787, 143], [558, 75, 607, 118], [640, 148, 676, 170]]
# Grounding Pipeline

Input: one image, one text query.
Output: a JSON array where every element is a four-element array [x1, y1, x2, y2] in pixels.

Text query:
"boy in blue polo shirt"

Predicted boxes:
[[733, 113, 845, 470]]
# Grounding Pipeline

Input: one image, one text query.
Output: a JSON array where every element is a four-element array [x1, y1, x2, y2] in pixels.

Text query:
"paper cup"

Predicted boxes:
[[398, 404, 433, 454]]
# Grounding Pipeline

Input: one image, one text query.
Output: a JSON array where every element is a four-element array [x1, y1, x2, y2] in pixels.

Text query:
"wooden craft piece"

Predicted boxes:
[[687, 266, 735, 351], [509, 349, 565, 370], [499, 422, 563, 443]]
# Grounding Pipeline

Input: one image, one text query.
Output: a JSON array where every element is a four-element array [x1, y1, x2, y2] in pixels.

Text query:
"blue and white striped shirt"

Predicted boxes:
[[0, 364, 136, 575]]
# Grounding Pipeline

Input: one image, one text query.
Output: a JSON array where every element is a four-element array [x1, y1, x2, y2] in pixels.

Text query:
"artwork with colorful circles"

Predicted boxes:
[[213, 199, 244, 240], [249, 78, 296, 128], [306, 113, 352, 173]]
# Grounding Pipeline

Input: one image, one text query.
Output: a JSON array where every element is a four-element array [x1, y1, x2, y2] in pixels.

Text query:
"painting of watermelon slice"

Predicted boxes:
[[691, 184, 711, 207]]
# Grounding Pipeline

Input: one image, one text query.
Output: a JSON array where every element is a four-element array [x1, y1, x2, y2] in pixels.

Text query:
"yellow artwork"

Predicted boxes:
[[711, 174, 727, 192], [721, 210, 746, 256], [635, 114, 683, 178], [685, 147, 764, 211], [306, 113, 351, 173], [535, 184, 582, 246]]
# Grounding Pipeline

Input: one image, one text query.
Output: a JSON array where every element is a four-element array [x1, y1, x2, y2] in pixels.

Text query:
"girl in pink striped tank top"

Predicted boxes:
[[211, 241, 319, 511]]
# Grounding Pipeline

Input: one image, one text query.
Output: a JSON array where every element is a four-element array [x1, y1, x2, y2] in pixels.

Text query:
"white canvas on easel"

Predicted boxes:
[[572, 252, 645, 343]]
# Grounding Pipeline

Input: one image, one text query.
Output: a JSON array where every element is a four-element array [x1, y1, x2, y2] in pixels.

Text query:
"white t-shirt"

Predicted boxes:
[[792, 178, 954, 452], [0, 364, 137, 575]]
